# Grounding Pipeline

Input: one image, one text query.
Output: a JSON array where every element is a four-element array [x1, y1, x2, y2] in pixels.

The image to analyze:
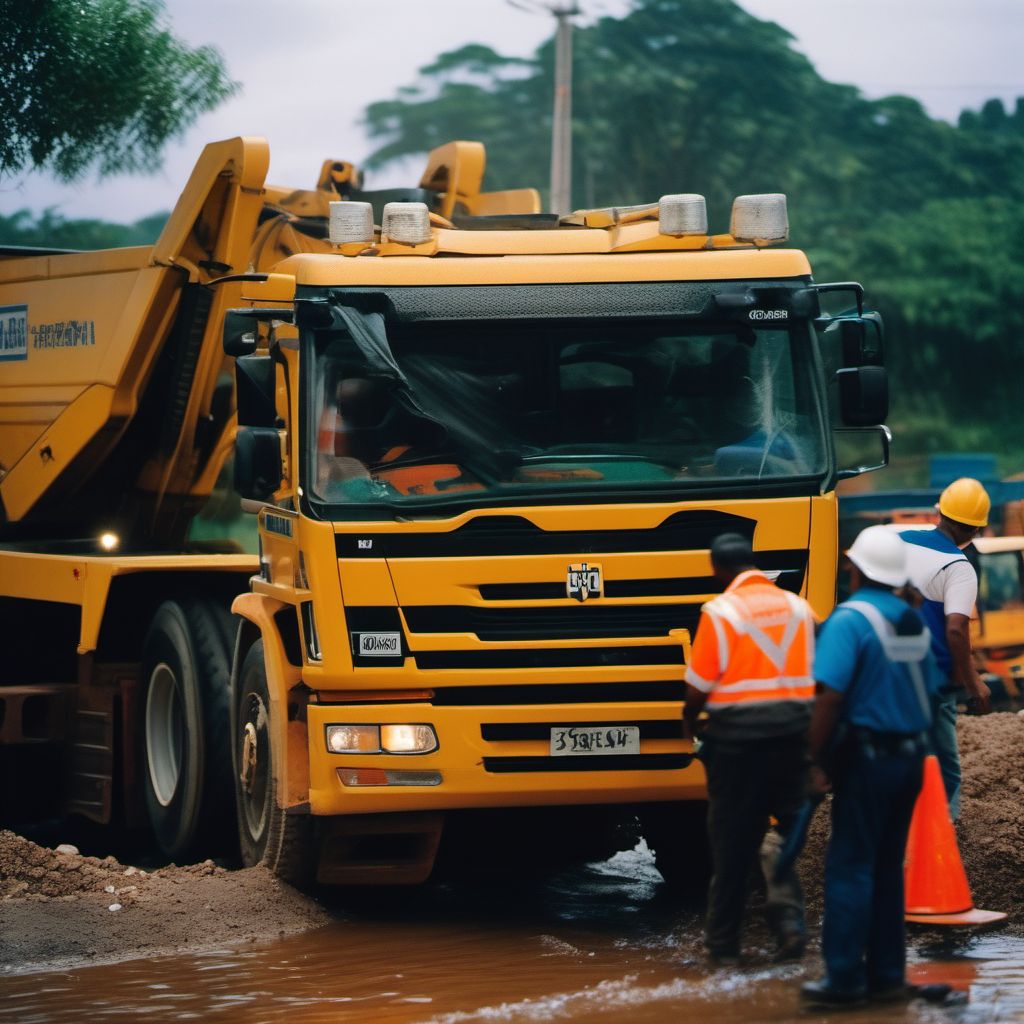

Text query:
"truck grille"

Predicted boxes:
[[483, 753, 690, 773], [428, 681, 685, 705], [403, 603, 701, 642], [337, 509, 754, 558], [413, 645, 683, 670]]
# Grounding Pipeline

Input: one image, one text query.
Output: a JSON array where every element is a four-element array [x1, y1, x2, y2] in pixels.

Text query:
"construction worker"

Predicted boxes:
[[683, 533, 816, 964], [898, 477, 992, 818], [802, 525, 942, 1007]]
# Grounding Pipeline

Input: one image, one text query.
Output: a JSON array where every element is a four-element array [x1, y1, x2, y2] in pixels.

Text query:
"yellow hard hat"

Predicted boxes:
[[938, 477, 990, 528]]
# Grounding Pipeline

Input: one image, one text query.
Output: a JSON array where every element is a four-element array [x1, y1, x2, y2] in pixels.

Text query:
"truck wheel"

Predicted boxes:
[[234, 640, 314, 885], [140, 599, 235, 861]]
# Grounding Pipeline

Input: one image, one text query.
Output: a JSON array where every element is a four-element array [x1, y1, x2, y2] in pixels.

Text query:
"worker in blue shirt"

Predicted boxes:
[[802, 525, 942, 1008], [898, 477, 992, 819]]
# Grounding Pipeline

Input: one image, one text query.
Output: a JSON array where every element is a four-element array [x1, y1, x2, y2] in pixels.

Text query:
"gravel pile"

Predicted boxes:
[[800, 711, 1024, 927]]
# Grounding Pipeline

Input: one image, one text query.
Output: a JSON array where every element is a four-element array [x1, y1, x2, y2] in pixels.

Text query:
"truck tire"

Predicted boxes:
[[139, 599, 236, 861], [234, 640, 314, 885]]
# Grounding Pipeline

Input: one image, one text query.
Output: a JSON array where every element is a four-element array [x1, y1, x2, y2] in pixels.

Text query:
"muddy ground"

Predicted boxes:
[[2, 713, 1021, 973]]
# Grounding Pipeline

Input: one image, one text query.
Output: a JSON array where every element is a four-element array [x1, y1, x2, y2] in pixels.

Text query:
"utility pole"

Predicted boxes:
[[549, 3, 579, 214], [507, 0, 581, 213]]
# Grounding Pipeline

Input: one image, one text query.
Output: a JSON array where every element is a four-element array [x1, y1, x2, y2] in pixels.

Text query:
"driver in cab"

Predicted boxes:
[[316, 377, 477, 499]]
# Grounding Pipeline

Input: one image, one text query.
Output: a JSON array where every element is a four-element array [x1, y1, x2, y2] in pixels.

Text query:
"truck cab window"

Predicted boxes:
[[306, 317, 826, 510]]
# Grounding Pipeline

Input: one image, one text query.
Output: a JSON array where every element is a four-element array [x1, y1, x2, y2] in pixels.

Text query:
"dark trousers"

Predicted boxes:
[[822, 748, 924, 994], [703, 732, 808, 955]]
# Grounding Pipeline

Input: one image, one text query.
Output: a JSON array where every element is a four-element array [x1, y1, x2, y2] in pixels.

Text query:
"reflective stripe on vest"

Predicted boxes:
[[702, 584, 815, 706]]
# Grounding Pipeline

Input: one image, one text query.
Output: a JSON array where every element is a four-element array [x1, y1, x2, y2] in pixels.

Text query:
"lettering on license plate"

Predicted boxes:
[[549, 725, 640, 756]]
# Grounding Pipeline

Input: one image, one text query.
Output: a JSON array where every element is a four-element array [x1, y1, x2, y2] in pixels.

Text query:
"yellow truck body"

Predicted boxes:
[[0, 137, 887, 883]]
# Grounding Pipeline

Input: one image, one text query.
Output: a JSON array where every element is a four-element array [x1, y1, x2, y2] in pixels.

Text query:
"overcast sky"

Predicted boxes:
[[3, 0, 1023, 222]]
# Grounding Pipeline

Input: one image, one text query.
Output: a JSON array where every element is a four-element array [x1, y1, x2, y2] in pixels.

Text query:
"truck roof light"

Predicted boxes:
[[328, 201, 374, 246], [730, 194, 789, 243], [658, 194, 707, 236], [381, 202, 432, 245]]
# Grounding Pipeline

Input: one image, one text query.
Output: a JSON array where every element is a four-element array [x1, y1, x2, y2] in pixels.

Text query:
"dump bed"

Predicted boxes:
[[0, 138, 271, 543]]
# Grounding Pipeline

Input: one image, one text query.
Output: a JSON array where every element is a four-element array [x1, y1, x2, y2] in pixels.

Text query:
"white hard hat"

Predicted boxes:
[[847, 525, 908, 587]]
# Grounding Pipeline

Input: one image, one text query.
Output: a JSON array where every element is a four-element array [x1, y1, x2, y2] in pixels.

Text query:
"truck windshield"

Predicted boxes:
[[306, 318, 826, 510]]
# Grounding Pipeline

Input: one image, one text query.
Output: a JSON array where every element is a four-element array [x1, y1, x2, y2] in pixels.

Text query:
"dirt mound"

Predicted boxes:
[[0, 832, 329, 970], [2, 831, 129, 899], [799, 712, 1024, 926], [957, 712, 1024, 918], [0, 830, 222, 901]]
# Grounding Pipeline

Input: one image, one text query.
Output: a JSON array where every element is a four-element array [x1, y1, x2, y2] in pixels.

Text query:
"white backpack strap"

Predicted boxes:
[[843, 600, 933, 726]]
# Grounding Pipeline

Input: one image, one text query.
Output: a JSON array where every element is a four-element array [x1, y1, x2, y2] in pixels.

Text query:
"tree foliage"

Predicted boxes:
[[0, 0, 237, 181], [0, 208, 168, 250], [363, 0, 1024, 465]]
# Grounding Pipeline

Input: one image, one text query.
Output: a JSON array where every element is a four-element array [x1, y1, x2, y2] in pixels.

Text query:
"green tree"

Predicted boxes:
[[0, 0, 236, 181], [0, 208, 168, 249], [362, 0, 984, 232]]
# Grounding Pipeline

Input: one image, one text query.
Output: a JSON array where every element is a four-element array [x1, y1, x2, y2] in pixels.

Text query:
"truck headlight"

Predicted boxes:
[[325, 723, 438, 755], [326, 725, 380, 754], [381, 724, 438, 754]]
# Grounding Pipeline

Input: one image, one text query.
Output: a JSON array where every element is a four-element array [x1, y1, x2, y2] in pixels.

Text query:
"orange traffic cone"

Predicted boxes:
[[904, 755, 1006, 926]]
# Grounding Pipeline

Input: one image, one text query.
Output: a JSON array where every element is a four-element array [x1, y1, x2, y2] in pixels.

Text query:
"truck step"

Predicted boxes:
[[68, 709, 114, 823], [0, 684, 74, 745]]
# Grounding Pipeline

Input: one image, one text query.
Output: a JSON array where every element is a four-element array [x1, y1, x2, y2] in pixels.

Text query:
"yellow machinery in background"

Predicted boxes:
[[0, 137, 890, 883], [972, 536, 1024, 700]]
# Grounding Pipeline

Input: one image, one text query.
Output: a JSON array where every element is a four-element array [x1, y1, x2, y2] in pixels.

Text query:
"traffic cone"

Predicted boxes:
[[904, 755, 1006, 926]]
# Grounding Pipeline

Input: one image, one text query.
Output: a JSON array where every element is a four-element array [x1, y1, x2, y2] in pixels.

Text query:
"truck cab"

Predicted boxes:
[[225, 159, 889, 883]]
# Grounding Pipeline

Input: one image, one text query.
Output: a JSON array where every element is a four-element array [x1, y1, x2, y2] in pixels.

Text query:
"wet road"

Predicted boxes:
[[2, 843, 1022, 1023]]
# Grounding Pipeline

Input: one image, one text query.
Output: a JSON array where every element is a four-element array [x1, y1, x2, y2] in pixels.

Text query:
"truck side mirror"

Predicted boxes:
[[223, 307, 295, 356], [837, 365, 888, 426], [236, 354, 276, 427], [836, 425, 892, 480], [235, 426, 281, 501], [819, 314, 884, 367], [223, 311, 257, 357]]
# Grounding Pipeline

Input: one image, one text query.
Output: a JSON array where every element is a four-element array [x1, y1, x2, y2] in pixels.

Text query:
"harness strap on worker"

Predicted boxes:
[[843, 599, 933, 726]]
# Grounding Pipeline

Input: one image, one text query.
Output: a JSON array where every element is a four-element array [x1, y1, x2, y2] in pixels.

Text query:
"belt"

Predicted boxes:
[[850, 727, 928, 758]]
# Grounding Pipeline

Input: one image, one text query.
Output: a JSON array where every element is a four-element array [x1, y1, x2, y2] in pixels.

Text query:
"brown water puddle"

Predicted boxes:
[[1, 845, 1021, 1023]]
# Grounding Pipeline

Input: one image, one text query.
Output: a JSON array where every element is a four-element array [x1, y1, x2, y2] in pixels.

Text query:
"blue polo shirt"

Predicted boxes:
[[814, 586, 942, 734]]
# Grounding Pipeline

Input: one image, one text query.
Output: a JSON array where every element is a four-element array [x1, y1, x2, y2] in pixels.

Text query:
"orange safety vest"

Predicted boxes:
[[685, 570, 815, 706]]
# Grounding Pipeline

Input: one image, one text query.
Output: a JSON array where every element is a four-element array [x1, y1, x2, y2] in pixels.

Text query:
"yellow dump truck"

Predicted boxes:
[[0, 137, 890, 883]]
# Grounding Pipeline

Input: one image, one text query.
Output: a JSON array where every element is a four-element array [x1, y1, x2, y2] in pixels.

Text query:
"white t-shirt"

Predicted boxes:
[[897, 527, 977, 617]]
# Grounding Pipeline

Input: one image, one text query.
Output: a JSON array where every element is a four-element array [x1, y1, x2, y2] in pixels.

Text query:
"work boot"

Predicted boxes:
[[708, 952, 742, 967], [870, 982, 955, 1004], [800, 978, 867, 1007], [774, 928, 805, 962], [706, 945, 742, 967]]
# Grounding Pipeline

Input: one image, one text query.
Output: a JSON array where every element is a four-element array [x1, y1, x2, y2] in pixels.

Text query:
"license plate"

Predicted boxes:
[[549, 725, 640, 756]]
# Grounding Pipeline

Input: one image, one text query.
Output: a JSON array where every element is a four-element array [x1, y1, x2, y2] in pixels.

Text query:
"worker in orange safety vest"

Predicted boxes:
[[682, 532, 816, 965]]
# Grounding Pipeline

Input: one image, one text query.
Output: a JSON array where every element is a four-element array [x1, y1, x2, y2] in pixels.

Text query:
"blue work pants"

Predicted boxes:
[[929, 687, 961, 819], [822, 747, 923, 995]]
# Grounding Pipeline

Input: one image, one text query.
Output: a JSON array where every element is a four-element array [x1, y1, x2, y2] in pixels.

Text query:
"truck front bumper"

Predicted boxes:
[[306, 700, 705, 816]]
